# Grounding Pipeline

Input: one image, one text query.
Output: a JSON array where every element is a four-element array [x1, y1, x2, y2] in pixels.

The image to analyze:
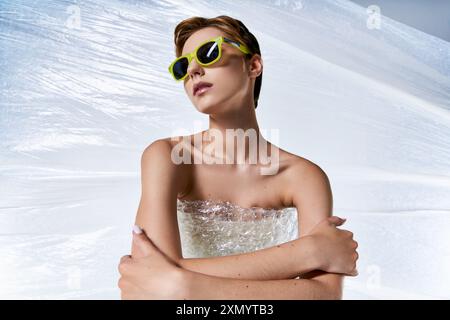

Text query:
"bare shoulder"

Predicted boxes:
[[288, 156, 330, 183], [279, 151, 332, 208], [141, 136, 187, 164], [142, 138, 172, 159], [277, 148, 329, 181], [140, 139, 175, 176], [140, 137, 191, 197]]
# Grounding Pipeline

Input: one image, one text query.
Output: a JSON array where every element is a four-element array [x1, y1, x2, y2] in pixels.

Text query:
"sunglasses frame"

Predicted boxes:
[[168, 36, 251, 81]]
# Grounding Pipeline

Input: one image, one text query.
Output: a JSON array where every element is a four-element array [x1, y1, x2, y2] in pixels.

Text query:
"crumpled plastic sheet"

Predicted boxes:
[[1, 0, 450, 299], [177, 199, 298, 258]]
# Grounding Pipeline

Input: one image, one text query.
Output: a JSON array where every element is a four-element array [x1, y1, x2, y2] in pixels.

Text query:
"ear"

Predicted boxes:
[[248, 54, 263, 78]]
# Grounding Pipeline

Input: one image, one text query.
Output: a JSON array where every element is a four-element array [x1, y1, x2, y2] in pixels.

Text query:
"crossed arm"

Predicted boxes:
[[133, 139, 344, 299]]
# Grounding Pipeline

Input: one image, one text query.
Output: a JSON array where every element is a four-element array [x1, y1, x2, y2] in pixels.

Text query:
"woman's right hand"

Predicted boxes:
[[306, 216, 359, 276]]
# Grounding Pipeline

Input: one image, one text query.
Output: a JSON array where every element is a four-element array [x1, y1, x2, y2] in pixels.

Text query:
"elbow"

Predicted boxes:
[[312, 278, 343, 300], [324, 281, 343, 300], [319, 273, 344, 300], [329, 284, 343, 300], [296, 272, 344, 300], [309, 282, 341, 300]]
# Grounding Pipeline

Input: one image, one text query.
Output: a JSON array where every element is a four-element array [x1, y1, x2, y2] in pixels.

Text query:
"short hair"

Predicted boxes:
[[173, 15, 262, 109]]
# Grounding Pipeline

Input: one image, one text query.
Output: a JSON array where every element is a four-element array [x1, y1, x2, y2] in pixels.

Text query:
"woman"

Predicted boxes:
[[118, 15, 359, 299]]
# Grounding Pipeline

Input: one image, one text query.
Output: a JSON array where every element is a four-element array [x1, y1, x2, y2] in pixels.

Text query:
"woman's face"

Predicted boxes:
[[181, 27, 258, 114]]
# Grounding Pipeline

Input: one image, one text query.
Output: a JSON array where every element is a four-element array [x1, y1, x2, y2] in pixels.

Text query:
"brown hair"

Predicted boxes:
[[173, 15, 262, 109]]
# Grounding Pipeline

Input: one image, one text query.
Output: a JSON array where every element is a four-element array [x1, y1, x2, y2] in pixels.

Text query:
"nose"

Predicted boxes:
[[186, 58, 204, 80]]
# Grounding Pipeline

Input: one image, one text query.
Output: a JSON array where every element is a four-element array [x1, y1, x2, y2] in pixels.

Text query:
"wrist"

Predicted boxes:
[[297, 235, 322, 273]]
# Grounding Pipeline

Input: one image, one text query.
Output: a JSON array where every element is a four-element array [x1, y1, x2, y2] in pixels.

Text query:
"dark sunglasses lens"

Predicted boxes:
[[197, 41, 219, 64], [173, 57, 189, 80]]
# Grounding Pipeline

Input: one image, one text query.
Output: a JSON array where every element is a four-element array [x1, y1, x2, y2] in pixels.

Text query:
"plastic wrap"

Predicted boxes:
[[177, 199, 298, 258], [1, 0, 450, 299]]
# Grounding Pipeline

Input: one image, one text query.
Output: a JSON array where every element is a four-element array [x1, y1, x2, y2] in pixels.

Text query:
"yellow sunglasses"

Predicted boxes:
[[168, 36, 251, 81]]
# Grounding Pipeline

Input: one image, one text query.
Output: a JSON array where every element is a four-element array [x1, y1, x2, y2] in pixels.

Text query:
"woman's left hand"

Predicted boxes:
[[117, 228, 189, 300]]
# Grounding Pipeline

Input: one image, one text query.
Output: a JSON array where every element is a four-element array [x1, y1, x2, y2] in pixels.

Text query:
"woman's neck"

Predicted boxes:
[[200, 106, 274, 167]]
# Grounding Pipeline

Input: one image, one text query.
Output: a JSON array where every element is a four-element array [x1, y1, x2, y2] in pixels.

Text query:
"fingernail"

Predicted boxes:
[[132, 225, 143, 234]]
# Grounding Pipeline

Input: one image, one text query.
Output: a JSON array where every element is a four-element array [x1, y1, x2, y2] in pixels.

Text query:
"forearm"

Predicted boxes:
[[183, 271, 342, 300], [178, 236, 318, 280]]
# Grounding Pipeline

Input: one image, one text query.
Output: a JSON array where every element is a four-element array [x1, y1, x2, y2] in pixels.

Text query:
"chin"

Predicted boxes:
[[194, 99, 222, 114], [195, 104, 220, 115]]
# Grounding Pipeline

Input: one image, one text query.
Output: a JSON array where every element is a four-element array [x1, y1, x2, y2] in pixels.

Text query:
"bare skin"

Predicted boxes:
[[118, 26, 359, 299]]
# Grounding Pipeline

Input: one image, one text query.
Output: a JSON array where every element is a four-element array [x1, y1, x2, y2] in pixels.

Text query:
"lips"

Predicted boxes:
[[193, 81, 213, 96]]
